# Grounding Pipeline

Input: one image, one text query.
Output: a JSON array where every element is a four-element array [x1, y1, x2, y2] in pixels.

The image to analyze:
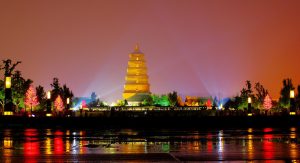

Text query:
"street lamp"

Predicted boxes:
[[247, 97, 252, 116], [66, 97, 71, 117], [3, 76, 13, 116], [290, 89, 296, 115], [5, 77, 11, 89], [46, 91, 52, 117]]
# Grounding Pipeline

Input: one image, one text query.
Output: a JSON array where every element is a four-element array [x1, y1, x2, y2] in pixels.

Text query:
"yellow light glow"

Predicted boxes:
[[290, 112, 296, 115], [290, 90, 295, 98], [46, 113, 52, 117], [247, 113, 253, 116], [248, 128, 253, 133], [66, 139, 70, 152], [47, 91, 51, 99], [5, 77, 11, 89], [67, 98, 70, 104], [248, 97, 252, 104], [3, 111, 13, 116], [46, 138, 52, 154]]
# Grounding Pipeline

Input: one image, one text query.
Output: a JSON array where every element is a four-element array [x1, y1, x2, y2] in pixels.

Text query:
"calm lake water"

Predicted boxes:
[[0, 127, 299, 162]]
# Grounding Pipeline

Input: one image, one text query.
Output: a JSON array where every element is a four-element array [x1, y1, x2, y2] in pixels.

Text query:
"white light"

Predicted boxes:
[[248, 97, 252, 104], [67, 98, 70, 104], [219, 104, 223, 110], [290, 90, 295, 98], [47, 91, 51, 99]]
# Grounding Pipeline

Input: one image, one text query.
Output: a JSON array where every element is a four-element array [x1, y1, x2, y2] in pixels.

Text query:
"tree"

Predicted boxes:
[[88, 92, 98, 107], [206, 99, 212, 107], [255, 82, 268, 109], [168, 91, 178, 107], [91, 92, 97, 102], [50, 78, 62, 101], [36, 85, 46, 110], [61, 84, 73, 105], [50, 78, 73, 106], [12, 71, 33, 111], [0, 59, 21, 76], [263, 94, 272, 110], [296, 85, 300, 109], [279, 78, 294, 108], [152, 94, 170, 106], [0, 80, 4, 110], [142, 95, 153, 106], [24, 84, 39, 113], [54, 95, 64, 111]]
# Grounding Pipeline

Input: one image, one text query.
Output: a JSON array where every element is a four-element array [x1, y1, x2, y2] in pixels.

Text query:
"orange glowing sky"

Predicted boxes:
[[0, 0, 300, 102]]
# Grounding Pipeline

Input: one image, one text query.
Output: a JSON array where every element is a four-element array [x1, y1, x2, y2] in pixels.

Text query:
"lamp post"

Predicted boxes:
[[4, 76, 13, 115], [66, 97, 71, 117], [46, 91, 52, 117], [66, 98, 70, 110], [290, 89, 296, 115], [247, 97, 252, 116]]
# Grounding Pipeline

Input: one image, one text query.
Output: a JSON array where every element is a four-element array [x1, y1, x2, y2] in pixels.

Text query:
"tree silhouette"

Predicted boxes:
[[168, 91, 178, 107], [279, 78, 294, 108], [255, 82, 268, 108], [0, 59, 21, 76], [36, 85, 46, 110]]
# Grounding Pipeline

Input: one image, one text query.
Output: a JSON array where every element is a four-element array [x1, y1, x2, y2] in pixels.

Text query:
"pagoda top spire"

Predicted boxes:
[[132, 43, 143, 54]]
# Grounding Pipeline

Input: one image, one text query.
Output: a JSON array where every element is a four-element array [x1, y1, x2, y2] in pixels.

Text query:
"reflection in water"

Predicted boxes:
[[263, 131, 274, 159], [217, 130, 224, 160], [45, 138, 52, 155], [0, 128, 299, 161], [22, 129, 39, 163], [289, 127, 298, 159], [3, 129, 13, 157], [248, 134, 254, 160]]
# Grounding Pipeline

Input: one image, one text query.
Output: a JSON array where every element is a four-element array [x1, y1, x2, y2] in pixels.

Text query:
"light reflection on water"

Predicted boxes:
[[0, 127, 299, 161]]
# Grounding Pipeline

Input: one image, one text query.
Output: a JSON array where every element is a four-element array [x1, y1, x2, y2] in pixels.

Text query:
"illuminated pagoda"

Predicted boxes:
[[123, 44, 151, 105]]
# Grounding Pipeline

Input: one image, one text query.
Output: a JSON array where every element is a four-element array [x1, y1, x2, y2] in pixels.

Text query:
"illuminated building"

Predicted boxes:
[[123, 44, 151, 105]]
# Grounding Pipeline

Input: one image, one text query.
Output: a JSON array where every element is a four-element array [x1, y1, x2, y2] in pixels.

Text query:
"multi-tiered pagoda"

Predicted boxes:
[[123, 44, 151, 105]]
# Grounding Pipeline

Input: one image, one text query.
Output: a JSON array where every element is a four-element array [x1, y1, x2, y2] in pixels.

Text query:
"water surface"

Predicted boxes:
[[0, 127, 299, 162]]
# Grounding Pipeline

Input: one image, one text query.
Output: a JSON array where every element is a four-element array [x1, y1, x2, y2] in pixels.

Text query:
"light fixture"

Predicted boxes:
[[290, 112, 296, 115], [47, 91, 51, 99], [3, 111, 13, 116], [248, 97, 252, 104], [290, 90, 295, 99], [5, 77, 11, 89]]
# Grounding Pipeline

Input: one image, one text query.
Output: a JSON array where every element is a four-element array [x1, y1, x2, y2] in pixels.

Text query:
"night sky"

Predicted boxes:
[[1, 0, 300, 102]]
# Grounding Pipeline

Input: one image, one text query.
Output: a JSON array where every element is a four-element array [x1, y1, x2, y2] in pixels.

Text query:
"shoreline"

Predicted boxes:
[[0, 115, 299, 129]]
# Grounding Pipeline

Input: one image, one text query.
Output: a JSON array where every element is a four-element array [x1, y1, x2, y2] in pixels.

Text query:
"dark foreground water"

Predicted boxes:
[[0, 127, 299, 162]]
